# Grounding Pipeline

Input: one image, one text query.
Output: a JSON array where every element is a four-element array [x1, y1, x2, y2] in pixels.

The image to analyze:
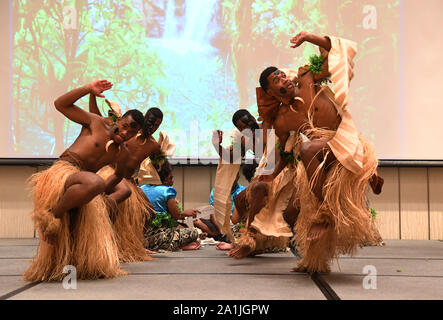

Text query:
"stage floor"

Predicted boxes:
[[1, 239, 442, 300]]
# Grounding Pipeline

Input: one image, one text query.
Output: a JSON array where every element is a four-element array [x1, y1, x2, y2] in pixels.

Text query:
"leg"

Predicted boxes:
[[193, 218, 219, 238], [299, 140, 335, 241], [40, 171, 106, 244], [247, 181, 269, 225], [369, 171, 384, 195], [282, 188, 300, 229], [233, 189, 248, 224], [224, 182, 268, 259], [181, 241, 201, 250], [51, 171, 106, 219]]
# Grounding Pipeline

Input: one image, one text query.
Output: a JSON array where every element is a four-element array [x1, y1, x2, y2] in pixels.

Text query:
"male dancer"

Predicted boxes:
[[212, 110, 290, 254], [25, 80, 144, 282], [89, 95, 164, 262], [252, 31, 383, 273]]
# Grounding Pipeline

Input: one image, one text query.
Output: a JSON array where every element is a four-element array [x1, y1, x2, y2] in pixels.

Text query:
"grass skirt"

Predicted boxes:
[[24, 160, 125, 282], [97, 166, 155, 262], [292, 136, 378, 273]]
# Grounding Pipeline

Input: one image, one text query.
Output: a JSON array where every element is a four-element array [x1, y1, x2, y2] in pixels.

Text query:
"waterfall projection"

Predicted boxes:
[[11, 0, 401, 159]]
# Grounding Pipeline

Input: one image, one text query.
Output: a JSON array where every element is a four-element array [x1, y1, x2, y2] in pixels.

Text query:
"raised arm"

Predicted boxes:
[[290, 31, 331, 52], [212, 130, 246, 164], [88, 93, 102, 116], [54, 80, 112, 126]]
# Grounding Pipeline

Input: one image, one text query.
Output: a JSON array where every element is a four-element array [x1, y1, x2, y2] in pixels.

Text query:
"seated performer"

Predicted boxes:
[[24, 80, 144, 282], [193, 172, 246, 241], [252, 31, 384, 273], [90, 94, 164, 262], [140, 159, 207, 251]]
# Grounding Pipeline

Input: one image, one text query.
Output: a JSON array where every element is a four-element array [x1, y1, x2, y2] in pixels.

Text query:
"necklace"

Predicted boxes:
[[289, 96, 305, 113], [105, 140, 121, 153], [136, 132, 147, 145]]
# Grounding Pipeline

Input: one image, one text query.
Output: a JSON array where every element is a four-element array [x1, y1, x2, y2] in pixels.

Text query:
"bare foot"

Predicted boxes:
[[227, 245, 253, 259], [38, 228, 54, 246], [38, 225, 59, 246], [370, 174, 384, 195], [181, 241, 201, 250], [145, 249, 157, 254], [216, 242, 233, 251], [307, 223, 328, 241]]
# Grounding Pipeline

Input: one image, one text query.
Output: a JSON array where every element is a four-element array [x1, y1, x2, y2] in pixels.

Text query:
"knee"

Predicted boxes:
[[300, 140, 329, 163], [300, 141, 316, 161], [121, 186, 132, 199], [251, 182, 267, 196]]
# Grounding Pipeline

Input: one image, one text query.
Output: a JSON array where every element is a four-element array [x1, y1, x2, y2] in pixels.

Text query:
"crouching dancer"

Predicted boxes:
[[24, 80, 143, 282]]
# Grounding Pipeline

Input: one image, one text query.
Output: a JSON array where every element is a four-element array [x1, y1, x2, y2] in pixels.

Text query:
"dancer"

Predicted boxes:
[[24, 80, 144, 282], [211, 110, 290, 254], [210, 109, 265, 242], [89, 94, 164, 262], [253, 31, 382, 273]]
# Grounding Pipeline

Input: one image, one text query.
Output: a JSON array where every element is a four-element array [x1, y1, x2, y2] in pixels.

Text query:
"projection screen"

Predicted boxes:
[[1, 0, 442, 161]]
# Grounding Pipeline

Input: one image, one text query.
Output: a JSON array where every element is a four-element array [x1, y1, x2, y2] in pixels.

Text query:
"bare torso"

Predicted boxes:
[[64, 114, 126, 172], [274, 73, 341, 146], [124, 135, 162, 176]]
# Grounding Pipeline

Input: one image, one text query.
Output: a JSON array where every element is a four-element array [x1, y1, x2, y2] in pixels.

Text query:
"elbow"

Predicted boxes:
[[54, 98, 61, 111]]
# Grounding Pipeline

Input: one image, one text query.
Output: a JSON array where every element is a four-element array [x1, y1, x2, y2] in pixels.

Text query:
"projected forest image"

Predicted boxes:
[[12, 0, 400, 158]]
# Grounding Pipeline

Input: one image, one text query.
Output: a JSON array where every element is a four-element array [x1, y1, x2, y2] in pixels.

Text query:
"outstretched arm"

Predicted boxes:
[[54, 80, 112, 126]]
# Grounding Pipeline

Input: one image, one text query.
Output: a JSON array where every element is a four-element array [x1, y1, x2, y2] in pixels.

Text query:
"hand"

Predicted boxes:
[[183, 209, 200, 218], [212, 130, 223, 145], [290, 31, 309, 49], [38, 227, 55, 246], [89, 80, 113, 98]]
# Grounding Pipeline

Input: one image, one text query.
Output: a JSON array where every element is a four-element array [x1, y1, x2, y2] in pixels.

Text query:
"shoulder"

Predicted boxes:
[[163, 186, 177, 199], [88, 112, 105, 123]]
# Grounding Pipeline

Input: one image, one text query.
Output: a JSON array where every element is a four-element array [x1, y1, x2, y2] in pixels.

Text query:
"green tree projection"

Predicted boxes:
[[13, 0, 166, 156], [12, 0, 399, 158], [220, 0, 399, 140]]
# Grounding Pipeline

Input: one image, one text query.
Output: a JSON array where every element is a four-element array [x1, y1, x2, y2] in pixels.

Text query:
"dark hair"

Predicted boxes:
[[242, 161, 259, 182], [232, 109, 252, 127], [142, 107, 163, 137], [158, 159, 173, 184], [122, 109, 144, 129], [259, 66, 278, 91]]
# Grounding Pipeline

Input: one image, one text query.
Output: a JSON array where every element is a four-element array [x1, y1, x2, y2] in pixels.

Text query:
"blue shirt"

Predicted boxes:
[[140, 184, 177, 214], [209, 183, 246, 217]]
